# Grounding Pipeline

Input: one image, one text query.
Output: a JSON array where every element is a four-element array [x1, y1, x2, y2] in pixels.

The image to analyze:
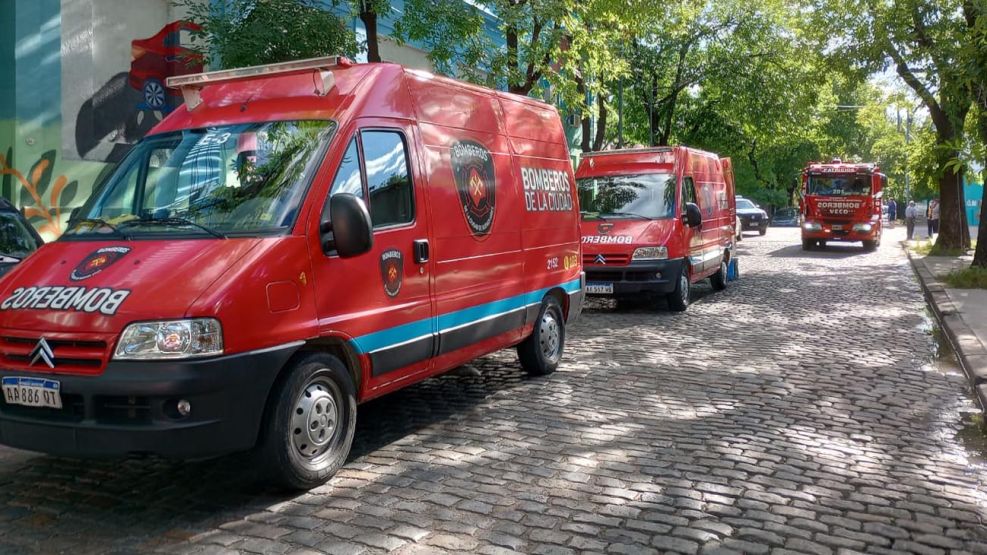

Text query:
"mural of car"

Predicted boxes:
[[128, 21, 203, 112], [0, 199, 44, 279]]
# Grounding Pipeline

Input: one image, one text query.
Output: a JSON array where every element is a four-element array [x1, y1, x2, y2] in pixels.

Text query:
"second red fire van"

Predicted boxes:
[[576, 147, 736, 311], [0, 57, 584, 488]]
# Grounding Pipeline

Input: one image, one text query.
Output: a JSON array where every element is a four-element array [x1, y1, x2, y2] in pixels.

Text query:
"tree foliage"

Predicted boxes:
[[176, 0, 358, 69]]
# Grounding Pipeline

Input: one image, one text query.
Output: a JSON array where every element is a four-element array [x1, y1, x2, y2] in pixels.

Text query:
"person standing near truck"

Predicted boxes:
[[905, 200, 918, 240], [928, 198, 940, 237], [887, 198, 896, 226]]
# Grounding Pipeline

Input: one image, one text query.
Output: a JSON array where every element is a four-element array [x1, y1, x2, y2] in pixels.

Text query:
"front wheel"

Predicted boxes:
[[759, 226, 767, 236], [518, 296, 565, 376], [257, 353, 357, 490], [710, 258, 728, 291], [863, 239, 878, 252], [802, 239, 814, 250], [667, 265, 690, 312]]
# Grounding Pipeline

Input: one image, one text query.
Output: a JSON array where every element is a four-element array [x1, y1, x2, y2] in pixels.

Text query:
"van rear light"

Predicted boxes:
[[166, 55, 352, 109]]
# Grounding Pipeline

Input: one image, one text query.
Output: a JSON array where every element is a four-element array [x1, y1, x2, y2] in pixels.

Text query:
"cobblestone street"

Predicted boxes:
[[1, 227, 986, 554]]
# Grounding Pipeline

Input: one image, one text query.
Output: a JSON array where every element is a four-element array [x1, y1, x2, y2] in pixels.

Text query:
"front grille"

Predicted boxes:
[[94, 396, 152, 423], [583, 253, 631, 266], [0, 335, 109, 375]]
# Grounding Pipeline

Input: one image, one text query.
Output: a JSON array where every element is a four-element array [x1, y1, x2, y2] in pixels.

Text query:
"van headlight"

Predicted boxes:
[[852, 223, 873, 232], [803, 221, 822, 231], [632, 246, 668, 260], [114, 318, 223, 360]]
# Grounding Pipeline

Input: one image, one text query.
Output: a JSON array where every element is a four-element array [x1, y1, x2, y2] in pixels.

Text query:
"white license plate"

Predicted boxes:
[[586, 283, 614, 294], [831, 225, 843, 231], [2, 377, 62, 409]]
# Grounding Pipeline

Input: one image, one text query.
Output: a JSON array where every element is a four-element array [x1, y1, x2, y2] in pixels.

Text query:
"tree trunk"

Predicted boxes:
[[973, 110, 987, 267], [575, 75, 591, 153], [592, 94, 607, 151], [359, 3, 380, 63], [933, 142, 970, 252]]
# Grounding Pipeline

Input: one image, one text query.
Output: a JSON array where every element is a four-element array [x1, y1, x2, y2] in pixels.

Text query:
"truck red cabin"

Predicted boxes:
[[0, 58, 585, 488], [575, 146, 736, 311], [800, 158, 885, 251]]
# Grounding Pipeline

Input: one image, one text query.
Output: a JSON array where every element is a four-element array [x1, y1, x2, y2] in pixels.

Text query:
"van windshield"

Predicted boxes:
[[577, 173, 676, 220], [807, 174, 870, 197], [64, 120, 335, 238]]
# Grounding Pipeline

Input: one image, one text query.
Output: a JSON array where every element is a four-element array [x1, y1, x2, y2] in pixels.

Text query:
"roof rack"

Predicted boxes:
[[165, 56, 353, 110]]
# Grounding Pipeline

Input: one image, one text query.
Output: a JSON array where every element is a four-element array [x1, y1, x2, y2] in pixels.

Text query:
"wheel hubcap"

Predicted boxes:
[[539, 311, 561, 363], [290, 378, 339, 460]]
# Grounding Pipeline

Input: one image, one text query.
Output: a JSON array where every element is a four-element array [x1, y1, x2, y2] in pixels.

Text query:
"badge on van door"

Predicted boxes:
[[451, 141, 496, 237], [380, 249, 403, 297]]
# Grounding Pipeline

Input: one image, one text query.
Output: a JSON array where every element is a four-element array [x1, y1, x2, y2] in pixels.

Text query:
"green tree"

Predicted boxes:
[[810, 0, 977, 251], [177, 0, 358, 69]]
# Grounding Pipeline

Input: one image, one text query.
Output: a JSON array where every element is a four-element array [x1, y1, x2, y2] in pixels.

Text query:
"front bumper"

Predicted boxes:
[[584, 258, 686, 296], [803, 224, 881, 242], [0, 343, 301, 458], [740, 216, 768, 230]]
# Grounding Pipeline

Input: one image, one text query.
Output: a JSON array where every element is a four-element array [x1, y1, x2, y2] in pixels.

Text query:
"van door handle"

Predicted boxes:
[[413, 239, 429, 263]]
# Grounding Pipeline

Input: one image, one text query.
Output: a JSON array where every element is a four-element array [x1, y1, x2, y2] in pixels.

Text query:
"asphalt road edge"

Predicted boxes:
[[905, 243, 987, 413]]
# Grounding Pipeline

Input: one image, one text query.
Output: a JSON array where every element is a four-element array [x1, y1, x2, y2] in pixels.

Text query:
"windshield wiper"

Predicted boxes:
[[118, 217, 227, 239], [68, 218, 131, 239], [603, 211, 649, 219]]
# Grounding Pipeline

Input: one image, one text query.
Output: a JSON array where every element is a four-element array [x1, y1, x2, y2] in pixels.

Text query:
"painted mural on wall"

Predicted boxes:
[[1, 148, 78, 237], [72, 20, 202, 163]]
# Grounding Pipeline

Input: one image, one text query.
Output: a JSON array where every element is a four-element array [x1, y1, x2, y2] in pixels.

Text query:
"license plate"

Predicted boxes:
[[586, 283, 614, 294], [832, 225, 843, 230], [2, 377, 62, 409]]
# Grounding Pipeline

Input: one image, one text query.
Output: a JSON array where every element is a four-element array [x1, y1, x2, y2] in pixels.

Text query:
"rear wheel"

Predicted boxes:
[[710, 257, 728, 291], [518, 296, 565, 376], [667, 265, 690, 312], [257, 353, 356, 490]]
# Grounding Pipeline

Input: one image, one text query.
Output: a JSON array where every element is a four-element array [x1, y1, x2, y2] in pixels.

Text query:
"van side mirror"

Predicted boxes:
[[683, 202, 702, 228], [323, 193, 373, 257]]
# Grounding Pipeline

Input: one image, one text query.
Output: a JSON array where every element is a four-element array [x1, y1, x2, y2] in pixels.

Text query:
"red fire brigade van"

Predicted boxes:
[[0, 57, 584, 489], [800, 158, 885, 251], [576, 147, 736, 311]]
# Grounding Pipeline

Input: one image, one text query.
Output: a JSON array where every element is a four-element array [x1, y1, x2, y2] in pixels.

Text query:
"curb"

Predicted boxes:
[[904, 243, 987, 412]]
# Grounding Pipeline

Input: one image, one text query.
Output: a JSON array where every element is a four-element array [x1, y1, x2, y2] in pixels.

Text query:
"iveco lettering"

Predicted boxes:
[[0, 57, 585, 489]]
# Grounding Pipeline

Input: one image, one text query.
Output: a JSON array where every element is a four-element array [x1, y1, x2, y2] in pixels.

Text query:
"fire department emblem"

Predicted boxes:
[[597, 223, 614, 234], [379, 249, 403, 298], [451, 140, 496, 238], [70, 246, 131, 281]]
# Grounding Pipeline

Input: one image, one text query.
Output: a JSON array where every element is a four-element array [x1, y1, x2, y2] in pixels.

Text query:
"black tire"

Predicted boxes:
[[257, 352, 357, 490], [758, 226, 767, 236], [802, 239, 814, 250], [518, 296, 565, 376], [863, 239, 878, 252], [818, 240, 827, 249], [710, 257, 728, 291], [667, 265, 690, 312]]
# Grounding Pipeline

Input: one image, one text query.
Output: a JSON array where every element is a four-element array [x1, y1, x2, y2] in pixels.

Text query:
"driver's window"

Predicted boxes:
[[681, 177, 696, 212], [320, 138, 364, 227]]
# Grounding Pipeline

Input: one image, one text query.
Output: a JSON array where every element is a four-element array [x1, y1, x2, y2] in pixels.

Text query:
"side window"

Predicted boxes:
[[681, 176, 696, 212], [320, 138, 364, 225], [361, 131, 413, 228]]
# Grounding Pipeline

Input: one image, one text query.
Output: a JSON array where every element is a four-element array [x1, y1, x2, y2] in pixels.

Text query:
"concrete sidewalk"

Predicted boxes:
[[909, 252, 987, 410]]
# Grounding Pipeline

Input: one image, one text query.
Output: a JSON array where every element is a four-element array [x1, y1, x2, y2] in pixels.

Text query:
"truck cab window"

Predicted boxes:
[[681, 176, 697, 212], [329, 139, 364, 199], [361, 131, 413, 228]]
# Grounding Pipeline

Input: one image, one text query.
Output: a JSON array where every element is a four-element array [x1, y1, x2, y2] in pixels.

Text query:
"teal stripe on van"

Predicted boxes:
[[351, 277, 581, 355]]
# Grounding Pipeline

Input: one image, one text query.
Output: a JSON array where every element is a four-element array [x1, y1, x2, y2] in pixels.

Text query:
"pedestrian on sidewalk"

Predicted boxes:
[[906, 200, 918, 240], [929, 197, 940, 236], [887, 198, 896, 226]]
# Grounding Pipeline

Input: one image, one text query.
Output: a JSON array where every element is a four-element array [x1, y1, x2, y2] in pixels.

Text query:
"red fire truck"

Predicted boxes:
[[800, 158, 885, 251]]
